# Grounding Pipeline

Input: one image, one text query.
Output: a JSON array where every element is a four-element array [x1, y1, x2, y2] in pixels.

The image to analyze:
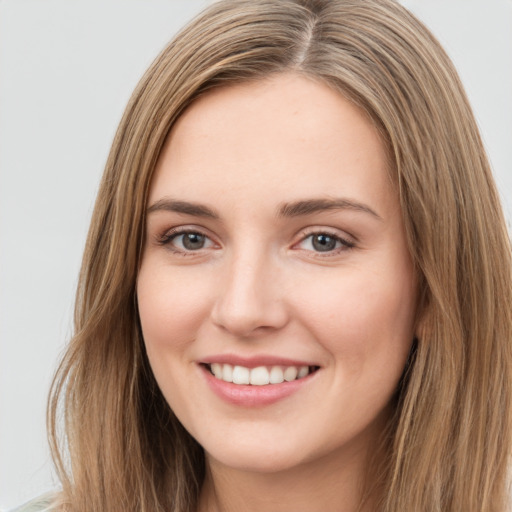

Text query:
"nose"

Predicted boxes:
[[210, 251, 289, 338]]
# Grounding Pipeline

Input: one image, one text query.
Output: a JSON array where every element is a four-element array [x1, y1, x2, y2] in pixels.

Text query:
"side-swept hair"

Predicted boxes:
[[48, 1, 512, 510]]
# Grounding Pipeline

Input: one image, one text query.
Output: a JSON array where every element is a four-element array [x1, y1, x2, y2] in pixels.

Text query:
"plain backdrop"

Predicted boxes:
[[1, 0, 511, 509]]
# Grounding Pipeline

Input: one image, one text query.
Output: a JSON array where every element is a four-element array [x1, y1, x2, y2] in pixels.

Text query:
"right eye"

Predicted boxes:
[[159, 229, 215, 253]]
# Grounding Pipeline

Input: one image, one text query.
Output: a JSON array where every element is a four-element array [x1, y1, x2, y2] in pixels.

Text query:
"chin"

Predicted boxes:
[[205, 445, 307, 474]]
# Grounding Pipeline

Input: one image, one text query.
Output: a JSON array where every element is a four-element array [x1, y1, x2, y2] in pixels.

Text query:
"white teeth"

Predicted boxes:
[[284, 366, 298, 382], [232, 365, 250, 385], [211, 363, 223, 379], [222, 364, 233, 383], [298, 366, 309, 378], [250, 366, 270, 386], [269, 366, 284, 384], [208, 363, 314, 385]]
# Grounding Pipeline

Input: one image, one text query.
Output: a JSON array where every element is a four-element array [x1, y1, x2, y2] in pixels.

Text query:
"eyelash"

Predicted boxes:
[[296, 229, 356, 255], [156, 227, 356, 256], [156, 228, 214, 256]]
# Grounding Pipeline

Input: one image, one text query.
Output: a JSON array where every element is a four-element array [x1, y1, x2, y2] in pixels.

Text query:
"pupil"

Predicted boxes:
[[312, 234, 336, 252], [183, 233, 205, 250]]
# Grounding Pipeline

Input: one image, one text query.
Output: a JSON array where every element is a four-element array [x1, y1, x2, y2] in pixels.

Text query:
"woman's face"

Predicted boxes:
[[137, 74, 417, 474]]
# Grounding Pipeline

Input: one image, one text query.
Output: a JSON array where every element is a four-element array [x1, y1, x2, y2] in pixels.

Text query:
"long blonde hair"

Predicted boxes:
[[48, 1, 512, 510]]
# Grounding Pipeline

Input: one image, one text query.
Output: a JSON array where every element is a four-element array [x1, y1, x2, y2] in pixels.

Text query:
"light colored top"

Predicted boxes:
[[9, 493, 57, 512]]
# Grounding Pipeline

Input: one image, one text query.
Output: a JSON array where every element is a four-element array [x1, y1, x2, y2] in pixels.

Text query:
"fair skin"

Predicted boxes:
[[137, 73, 417, 512]]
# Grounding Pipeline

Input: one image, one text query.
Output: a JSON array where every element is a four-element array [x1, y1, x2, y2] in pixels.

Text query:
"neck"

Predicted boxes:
[[197, 442, 381, 512]]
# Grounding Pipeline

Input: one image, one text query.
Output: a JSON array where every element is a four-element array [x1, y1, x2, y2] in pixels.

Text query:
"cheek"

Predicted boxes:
[[136, 263, 217, 421], [137, 263, 214, 353], [295, 264, 416, 374]]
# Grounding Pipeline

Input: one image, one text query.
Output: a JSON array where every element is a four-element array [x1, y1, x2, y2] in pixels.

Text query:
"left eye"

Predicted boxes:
[[298, 233, 352, 253]]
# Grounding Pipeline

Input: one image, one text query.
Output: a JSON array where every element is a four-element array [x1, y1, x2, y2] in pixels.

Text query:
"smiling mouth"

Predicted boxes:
[[203, 363, 320, 386]]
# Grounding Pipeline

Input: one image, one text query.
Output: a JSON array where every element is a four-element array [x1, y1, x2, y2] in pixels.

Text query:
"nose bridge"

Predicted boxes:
[[211, 240, 287, 336]]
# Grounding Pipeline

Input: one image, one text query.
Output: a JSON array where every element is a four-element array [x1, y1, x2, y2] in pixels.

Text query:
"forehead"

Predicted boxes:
[[150, 73, 395, 215]]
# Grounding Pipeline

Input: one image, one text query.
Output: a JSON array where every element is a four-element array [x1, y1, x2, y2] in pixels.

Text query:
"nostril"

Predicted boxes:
[[210, 268, 289, 337], [210, 301, 290, 338]]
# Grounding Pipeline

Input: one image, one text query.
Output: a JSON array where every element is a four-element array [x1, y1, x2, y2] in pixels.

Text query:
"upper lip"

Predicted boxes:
[[199, 354, 319, 369]]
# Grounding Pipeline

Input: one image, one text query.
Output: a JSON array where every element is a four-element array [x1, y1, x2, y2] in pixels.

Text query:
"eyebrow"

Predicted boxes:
[[146, 196, 381, 221], [147, 198, 219, 218], [278, 198, 382, 220]]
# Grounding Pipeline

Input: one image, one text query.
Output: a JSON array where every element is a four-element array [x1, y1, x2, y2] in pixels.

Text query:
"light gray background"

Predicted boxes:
[[1, 0, 511, 508]]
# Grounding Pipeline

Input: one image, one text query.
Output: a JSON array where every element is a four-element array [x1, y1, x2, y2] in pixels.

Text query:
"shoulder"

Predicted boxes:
[[9, 492, 59, 512]]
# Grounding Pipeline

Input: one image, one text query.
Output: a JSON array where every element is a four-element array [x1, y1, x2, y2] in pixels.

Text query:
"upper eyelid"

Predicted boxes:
[[295, 233, 355, 250], [296, 226, 357, 244], [156, 228, 218, 256], [159, 225, 215, 239], [155, 226, 210, 244]]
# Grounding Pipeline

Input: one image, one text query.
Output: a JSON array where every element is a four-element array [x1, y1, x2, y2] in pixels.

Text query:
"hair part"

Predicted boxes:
[[48, 1, 512, 511]]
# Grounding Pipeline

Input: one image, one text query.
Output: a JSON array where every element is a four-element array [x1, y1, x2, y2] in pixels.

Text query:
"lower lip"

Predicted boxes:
[[200, 365, 317, 407]]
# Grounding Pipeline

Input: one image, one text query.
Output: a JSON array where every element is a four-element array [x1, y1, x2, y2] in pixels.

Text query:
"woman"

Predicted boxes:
[[18, 0, 512, 510]]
